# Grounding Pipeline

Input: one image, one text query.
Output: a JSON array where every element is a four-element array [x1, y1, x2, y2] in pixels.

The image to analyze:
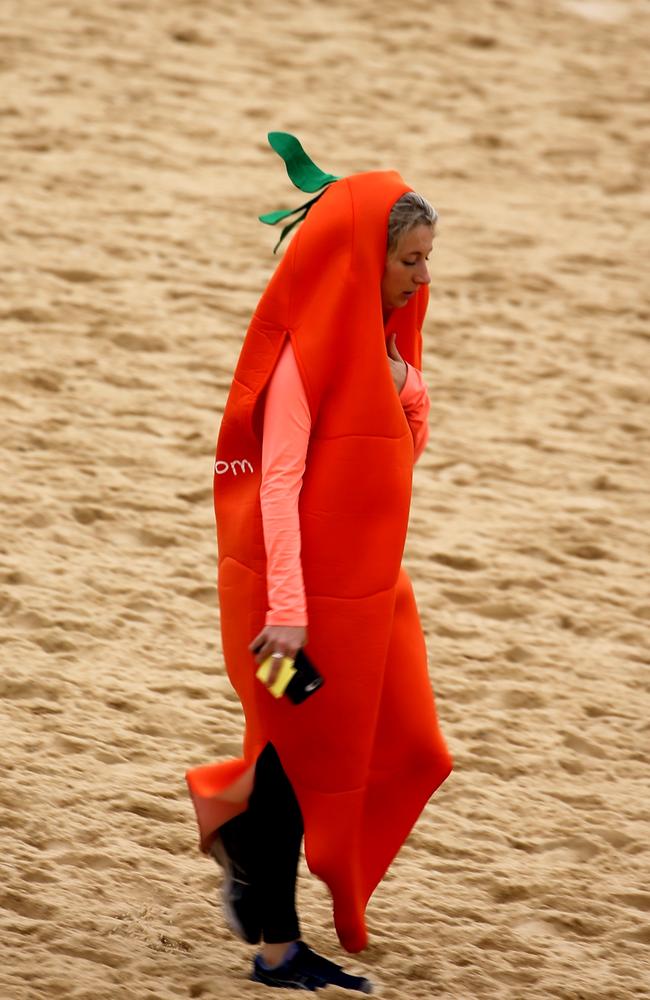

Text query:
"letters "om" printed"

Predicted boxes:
[[214, 459, 254, 476]]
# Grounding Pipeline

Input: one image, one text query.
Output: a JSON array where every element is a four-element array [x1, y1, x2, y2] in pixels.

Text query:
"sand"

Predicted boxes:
[[1, 0, 649, 997]]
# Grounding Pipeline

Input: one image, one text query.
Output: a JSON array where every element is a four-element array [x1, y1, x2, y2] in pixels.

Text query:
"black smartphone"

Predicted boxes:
[[284, 648, 325, 704]]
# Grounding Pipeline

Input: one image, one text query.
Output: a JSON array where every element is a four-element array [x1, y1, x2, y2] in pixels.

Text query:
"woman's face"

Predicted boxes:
[[381, 223, 434, 314]]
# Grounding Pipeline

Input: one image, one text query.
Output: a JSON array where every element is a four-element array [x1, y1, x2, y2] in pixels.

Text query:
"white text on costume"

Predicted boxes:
[[214, 459, 254, 476]]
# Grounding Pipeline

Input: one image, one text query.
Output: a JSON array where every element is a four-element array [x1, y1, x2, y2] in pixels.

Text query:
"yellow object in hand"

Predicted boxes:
[[256, 655, 297, 698]]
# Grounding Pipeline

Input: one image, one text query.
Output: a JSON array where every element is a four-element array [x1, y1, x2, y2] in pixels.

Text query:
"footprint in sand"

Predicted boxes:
[[471, 600, 533, 620], [624, 924, 650, 945], [501, 688, 546, 709], [429, 552, 485, 571], [0, 890, 57, 921], [72, 505, 113, 525], [2, 306, 53, 323], [614, 892, 650, 912], [539, 835, 602, 863], [44, 267, 107, 283], [23, 369, 65, 393], [503, 644, 534, 663], [111, 332, 168, 352], [489, 882, 531, 904], [562, 731, 609, 759]]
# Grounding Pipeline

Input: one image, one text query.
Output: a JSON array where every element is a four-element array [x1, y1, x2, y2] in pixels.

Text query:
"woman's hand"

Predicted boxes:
[[387, 333, 408, 394], [248, 625, 308, 685]]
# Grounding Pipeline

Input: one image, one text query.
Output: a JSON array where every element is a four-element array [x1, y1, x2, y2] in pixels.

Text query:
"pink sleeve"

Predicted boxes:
[[399, 362, 430, 463], [260, 338, 311, 627]]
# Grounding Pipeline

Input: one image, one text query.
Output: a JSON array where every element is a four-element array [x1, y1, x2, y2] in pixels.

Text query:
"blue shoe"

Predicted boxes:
[[210, 834, 261, 945], [251, 941, 373, 993]]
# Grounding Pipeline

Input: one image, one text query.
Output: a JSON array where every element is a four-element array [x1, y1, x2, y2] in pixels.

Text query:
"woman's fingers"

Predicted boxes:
[[266, 653, 286, 686], [248, 634, 282, 684], [252, 637, 277, 666], [248, 630, 284, 665], [248, 625, 307, 686], [248, 629, 266, 654], [256, 641, 291, 685]]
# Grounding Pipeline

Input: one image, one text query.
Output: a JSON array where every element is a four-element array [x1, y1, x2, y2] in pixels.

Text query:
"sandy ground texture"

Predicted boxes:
[[1, 0, 649, 997]]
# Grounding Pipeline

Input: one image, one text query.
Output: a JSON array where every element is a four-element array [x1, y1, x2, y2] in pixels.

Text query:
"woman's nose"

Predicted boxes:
[[414, 261, 431, 285]]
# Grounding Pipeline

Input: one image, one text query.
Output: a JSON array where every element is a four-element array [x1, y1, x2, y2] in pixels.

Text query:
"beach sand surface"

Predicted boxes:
[[1, 1, 649, 997]]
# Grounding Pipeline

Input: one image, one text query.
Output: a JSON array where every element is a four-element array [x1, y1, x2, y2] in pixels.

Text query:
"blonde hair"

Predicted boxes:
[[387, 192, 437, 254]]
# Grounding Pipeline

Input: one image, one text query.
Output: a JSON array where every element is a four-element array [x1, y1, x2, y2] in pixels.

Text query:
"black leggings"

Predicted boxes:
[[219, 743, 304, 943]]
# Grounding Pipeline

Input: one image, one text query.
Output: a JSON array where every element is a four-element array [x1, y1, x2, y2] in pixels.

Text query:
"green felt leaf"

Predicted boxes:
[[259, 206, 300, 225], [259, 133, 340, 252], [259, 193, 322, 227], [268, 132, 339, 193]]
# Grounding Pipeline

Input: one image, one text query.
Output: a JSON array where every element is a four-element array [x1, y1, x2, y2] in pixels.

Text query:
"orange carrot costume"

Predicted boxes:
[[186, 141, 452, 953]]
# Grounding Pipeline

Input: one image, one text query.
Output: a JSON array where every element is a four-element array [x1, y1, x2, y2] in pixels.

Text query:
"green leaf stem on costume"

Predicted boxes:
[[259, 132, 340, 252], [272, 210, 309, 254], [259, 193, 322, 227]]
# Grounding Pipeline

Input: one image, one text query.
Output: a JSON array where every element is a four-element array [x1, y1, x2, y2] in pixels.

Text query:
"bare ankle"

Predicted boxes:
[[261, 940, 298, 966]]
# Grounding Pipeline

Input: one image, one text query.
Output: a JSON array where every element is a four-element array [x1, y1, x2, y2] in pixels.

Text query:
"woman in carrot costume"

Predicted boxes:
[[186, 134, 453, 992]]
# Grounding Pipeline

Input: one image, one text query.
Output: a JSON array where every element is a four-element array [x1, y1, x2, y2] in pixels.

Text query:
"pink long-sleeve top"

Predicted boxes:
[[260, 339, 431, 627]]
